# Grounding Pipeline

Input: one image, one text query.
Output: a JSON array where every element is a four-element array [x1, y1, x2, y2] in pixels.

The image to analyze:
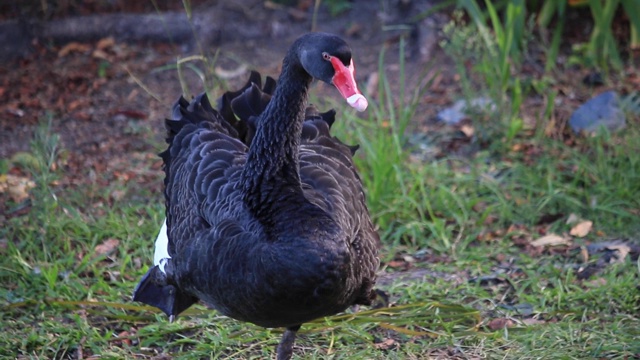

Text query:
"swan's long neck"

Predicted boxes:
[[240, 54, 312, 219]]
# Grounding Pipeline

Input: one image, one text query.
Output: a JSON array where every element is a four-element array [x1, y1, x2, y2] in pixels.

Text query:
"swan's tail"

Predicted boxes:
[[132, 263, 197, 321]]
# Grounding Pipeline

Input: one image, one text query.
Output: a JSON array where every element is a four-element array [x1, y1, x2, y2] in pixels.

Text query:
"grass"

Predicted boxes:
[[2, 15, 640, 360]]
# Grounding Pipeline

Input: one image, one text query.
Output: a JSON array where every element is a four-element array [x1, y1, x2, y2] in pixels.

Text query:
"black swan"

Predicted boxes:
[[133, 32, 380, 359]]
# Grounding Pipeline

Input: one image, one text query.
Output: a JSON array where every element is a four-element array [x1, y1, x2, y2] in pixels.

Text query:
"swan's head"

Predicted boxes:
[[298, 33, 368, 112]]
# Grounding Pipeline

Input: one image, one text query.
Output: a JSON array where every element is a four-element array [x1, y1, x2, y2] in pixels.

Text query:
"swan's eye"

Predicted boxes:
[[322, 52, 331, 61]]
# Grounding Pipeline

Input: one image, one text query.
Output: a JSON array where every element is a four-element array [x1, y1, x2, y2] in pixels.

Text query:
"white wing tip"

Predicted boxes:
[[153, 219, 171, 273]]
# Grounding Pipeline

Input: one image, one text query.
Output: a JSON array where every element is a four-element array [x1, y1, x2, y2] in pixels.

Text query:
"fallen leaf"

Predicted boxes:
[[92, 49, 110, 60], [114, 330, 131, 346], [386, 260, 409, 269], [570, 220, 592, 237], [585, 277, 607, 287], [580, 245, 589, 263], [110, 109, 147, 119], [94, 238, 120, 256], [522, 318, 546, 326], [604, 243, 631, 263], [68, 99, 85, 112], [214, 64, 248, 79], [566, 213, 580, 224], [374, 338, 397, 350], [58, 42, 91, 57], [460, 124, 475, 137], [530, 234, 570, 247], [487, 318, 516, 330], [96, 37, 115, 50], [0, 174, 36, 202]]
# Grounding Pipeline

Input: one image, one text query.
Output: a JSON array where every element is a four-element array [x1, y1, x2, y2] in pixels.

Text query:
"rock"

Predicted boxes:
[[436, 97, 495, 125], [569, 91, 626, 133]]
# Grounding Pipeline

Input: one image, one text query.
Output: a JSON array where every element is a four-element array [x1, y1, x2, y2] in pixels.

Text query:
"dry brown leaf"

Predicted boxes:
[[0, 174, 35, 202], [521, 318, 546, 326], [570, 220, 593, 237], [214, 64, 248, 79], [580, 246, 589, 263], [566, 213, 580, 225], [68, 99, 86, 112], [487, 318, 516, 330], [387, 260, 409, 269], [374, 338, 397, 350], [460, 124, 475, 137], [605, 243, 631, 263], [94, 238, 120, 256], [586, 278, 607, 287], [92, 49, 110, 60], [530, 234, 570, 247], [96, 37, 115, 50], [58, 42, 91, 57]]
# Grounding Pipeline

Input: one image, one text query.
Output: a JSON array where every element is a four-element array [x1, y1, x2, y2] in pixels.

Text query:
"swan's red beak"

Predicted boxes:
[[329, 56, 368, 112]]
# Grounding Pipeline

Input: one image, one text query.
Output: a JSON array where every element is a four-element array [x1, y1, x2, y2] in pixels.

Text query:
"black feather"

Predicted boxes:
[[134, 32, 379, 360]]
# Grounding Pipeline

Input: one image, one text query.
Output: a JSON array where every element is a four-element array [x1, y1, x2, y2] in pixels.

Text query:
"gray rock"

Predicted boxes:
[[569, 91, 626, 133], [436, 97, 496, 125]]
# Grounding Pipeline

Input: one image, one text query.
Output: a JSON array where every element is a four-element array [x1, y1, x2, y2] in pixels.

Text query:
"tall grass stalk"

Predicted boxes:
[[440, 9, 525, 145], [587, 0, 622, 71], [457, 0, 525, 94], [337, 38, 420, 240], [333, 39, 485, 252], [537, 0, 567, 72]]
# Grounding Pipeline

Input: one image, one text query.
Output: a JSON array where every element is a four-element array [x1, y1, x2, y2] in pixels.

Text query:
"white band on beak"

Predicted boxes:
[[347, 94, 368, 112]]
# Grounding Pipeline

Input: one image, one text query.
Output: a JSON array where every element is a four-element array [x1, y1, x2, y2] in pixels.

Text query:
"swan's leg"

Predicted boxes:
[[276, 325, 301, 360]]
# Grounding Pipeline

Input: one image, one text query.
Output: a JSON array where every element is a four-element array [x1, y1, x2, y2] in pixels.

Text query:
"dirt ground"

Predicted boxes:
[[1, 0, 638, 209], [0, 1, 457, 199]]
